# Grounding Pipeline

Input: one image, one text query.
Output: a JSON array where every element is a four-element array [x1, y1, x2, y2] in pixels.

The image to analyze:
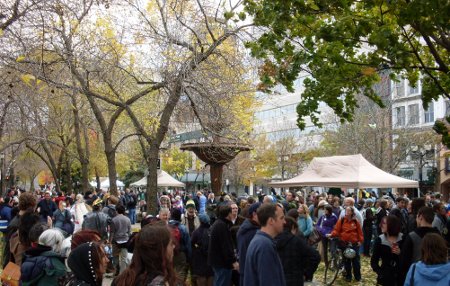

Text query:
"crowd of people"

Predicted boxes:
[[0, 186, 449, 286]]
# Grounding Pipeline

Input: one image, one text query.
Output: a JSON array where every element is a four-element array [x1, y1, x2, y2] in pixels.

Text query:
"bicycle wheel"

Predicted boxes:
[[324, 247, 341, 286]]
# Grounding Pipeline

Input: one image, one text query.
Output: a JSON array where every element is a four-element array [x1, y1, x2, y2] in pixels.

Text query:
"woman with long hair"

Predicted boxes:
[[297, 204, 313, 238], [112, 223, 178, 286], [67, 242, 109, 286], [404, 233, 450, 286], [371, 215, 404, 286]]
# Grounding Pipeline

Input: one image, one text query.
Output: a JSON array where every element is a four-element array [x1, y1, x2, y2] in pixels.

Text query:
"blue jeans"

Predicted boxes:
[[212, 267, 232, 286], [128, 208, 136, 224], [342, 245, 361, 280]]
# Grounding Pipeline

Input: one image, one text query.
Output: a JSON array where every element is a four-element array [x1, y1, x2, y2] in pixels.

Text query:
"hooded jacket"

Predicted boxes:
[[236, 218, 260, 285], [330, 217, 363, 244], [67, 242, 101, 286], [207, 217, 236, 269], [370, 233, 404, 286], [404, 261, 450, 286], [21, 244, 66, 286], [276, 230, 320, 286]]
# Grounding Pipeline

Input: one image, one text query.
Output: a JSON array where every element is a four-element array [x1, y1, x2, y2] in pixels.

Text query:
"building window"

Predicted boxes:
[[396, 79, 404, 98], [408, 104, 419, 125], [395, 106, 405, 126], [408, 80, 420, 95], [424, 103, 434, 123]]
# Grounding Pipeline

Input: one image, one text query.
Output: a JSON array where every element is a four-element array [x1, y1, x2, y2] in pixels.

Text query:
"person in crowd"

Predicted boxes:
[[391, 197, 409, 234], [10, 210, 40, 266], [21, 229, 67, 285], [276, 216, 320, 285], [2, 192, 37, 267], [432, 202, 448, 235], [244, 203, 286, 286], [339, 197, 363, 227], [102, 194, 119, 219], [71, 229, 102, 250], [159, 194, 172, 210], [82, 198, 110, 241], [236, 202, 261, 285], [109, 204, 131, 276], [54, 191, 66, 208], [328, 206, 364, 282], [400, 206, 440, 285], [316, 204, 338, 258], [158, 208, 170, 224], [37, 191, 57, 223], [197, 191, 207, 214], [169, 208, 192, 283], [314, 200, 328, 222], [284, 190, 298, 211], [53, 201, 74, 236], [208, 204, 238, 286], [191, 213, 214, 286], [371, 215, 404, 286], [71, 194, 90, 233], [181, 200, 200, 236], [332, 197, 342, 218], [404, 233, 450, 286], [0, 197, 14, 223], [126, 189, 138, 224], [376, 199, 389, 235], [112, 224, 178, 286], [172, 195, 184, 213], [362, 201, 375, 256], [297, 204, 313, 239], [67, 242, 109, 286], [406, 198, 425, 234]]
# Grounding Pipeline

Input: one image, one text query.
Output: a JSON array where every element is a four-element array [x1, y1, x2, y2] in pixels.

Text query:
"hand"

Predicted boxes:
[[47, 216, 53, 228], [232, 262, 239, 272]]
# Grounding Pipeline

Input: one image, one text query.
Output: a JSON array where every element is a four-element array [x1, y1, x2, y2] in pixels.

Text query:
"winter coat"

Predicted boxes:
[[276, 230, 321, 286], [82, 211, 110, 240], [37, 199, 57, 221], [316, 213, 338, 237], [370, 233, 404, 286], [207, 217, 236, 269], [330, 217, 363, 244], [237, 218, 260, 285], [404, 261, 450, 286], [191, 223, 213, 277], [297, 215, 313, 237], [21, 245, 66, 286]]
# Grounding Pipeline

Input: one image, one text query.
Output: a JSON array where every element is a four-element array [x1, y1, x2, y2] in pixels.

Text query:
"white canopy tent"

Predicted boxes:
[[269, 154, 419, 188], [130, 170, 185, 188], [100, 179, 125, 188]]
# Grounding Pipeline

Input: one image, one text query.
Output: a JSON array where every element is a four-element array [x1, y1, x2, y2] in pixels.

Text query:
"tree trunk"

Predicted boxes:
[[104, 135, 118, 196]]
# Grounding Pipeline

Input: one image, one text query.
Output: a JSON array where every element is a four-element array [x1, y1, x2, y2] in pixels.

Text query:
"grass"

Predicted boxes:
[[313, 255, 378, 285]]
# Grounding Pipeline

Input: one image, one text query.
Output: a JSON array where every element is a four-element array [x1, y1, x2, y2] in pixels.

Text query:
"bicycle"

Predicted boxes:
[[323, 237, 356, 285]]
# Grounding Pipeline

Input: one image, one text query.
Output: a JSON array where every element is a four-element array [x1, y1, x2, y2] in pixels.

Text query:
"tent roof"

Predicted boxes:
[[130, 170, 185, 188], [269, 154, 419, 188]]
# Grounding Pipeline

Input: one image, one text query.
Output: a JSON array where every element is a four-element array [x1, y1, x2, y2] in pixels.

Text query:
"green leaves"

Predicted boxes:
[[244, 0, 450, 138]]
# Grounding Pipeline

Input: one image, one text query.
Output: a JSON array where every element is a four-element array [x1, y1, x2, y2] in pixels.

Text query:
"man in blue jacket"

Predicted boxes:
[[244, 203, 286, 286]]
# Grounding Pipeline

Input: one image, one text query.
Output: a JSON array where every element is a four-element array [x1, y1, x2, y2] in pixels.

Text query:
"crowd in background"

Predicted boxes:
[[0, 185, 448, 285]]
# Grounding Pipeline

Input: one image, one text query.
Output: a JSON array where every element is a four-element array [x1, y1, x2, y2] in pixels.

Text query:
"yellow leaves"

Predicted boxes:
[[16, 55, 26, 62], [361, 66, 376, 76], [21, 74, 37, 86], [0, 29, 3, 37]]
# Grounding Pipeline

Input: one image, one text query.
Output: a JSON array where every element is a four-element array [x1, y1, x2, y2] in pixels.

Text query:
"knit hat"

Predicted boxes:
[[248, 202, 262, 217], [198, 213, 210, 225], [186, 200, 196, 209], [68, 242, 98, 285]]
